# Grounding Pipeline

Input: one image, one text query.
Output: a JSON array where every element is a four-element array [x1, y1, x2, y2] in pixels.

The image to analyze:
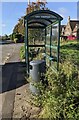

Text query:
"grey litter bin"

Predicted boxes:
[[29, 60, 46, 95]]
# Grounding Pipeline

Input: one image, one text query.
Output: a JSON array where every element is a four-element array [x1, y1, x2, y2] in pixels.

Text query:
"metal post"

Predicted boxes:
[[24, 19, 26, 64], [25, 20, 29, 74], [45, 28, 46, 60], [50, 25, 52, 66], [57, 20, 61, 70]]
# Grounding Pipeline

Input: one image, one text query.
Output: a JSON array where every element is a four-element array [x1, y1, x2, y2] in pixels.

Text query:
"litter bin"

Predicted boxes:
[[29, 60, 46, 95]]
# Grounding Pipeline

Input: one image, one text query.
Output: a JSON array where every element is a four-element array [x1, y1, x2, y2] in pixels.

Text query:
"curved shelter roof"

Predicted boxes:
[[24, 10, 63, 28]]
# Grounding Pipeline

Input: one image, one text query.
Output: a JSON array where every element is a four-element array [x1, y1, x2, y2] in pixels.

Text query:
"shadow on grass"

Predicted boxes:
[[1, 62, 28, 94], [61, 42, 79, 50]]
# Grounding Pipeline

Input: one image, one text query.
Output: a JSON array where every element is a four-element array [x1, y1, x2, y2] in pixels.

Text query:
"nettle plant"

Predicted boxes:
[[34, 60, 79, 120]]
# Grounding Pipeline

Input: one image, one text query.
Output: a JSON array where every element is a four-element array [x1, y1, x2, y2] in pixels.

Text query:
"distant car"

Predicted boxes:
[[67, 35, 77, 40]]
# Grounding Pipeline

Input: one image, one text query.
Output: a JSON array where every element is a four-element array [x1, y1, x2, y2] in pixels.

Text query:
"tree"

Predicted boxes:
[[28, 29, 45, 44], [13, 18, 24, 38], [2, 34, 9, 40], [12, 1, 48, 42]]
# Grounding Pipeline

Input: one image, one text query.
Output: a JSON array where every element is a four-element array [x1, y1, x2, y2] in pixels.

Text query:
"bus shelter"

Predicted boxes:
[[24, 10, 63, 74]]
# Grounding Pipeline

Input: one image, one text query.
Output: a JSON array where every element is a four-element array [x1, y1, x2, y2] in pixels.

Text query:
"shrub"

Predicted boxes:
[[14, 38, 18, 43], [34, 60, 79, 120], [20, 45, 25, 60]]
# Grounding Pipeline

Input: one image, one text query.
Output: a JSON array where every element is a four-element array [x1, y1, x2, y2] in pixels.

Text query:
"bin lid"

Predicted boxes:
[[30, 60, 45, 65]]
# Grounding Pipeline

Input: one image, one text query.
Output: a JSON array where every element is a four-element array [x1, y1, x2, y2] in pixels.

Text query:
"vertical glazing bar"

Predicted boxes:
[[24, 19, 26, 64], [57, 20, 61, 70], [45, 28, 46, 60], [50, 25, 52, 66], [26, 20, 29, 74]]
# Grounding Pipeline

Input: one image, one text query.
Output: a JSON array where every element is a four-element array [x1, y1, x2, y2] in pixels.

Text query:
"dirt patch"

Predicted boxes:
[[13, 84, 41, 119]]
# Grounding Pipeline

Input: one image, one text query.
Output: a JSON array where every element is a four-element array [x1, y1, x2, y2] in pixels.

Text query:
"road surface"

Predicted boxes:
[[0, 43, 26, 119]]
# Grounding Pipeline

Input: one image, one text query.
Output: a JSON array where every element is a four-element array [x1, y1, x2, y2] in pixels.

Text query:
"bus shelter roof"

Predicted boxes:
[[24, 10, 63, 28]]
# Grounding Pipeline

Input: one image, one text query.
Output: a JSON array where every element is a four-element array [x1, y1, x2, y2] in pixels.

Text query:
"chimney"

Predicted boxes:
[[28, 0, 30, 5], [37, 0, 40, 2], [68, 16, 70, 22]]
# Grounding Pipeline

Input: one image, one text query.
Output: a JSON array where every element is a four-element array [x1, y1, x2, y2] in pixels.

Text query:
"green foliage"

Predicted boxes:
[[28, 29, 45, 45], [13, 18, 24, 40], [12, 33, 23, 43], [14, 38, 18, 43], [9, 34, 13, 40], [2, 34, 9, 40], [21, 39, 79, 120], [31, 40, 79, 120], [20, 45, 25, 60], [12, 33, 17, 41], [34, 61, 79, 120], [60, 41, 79, 66]]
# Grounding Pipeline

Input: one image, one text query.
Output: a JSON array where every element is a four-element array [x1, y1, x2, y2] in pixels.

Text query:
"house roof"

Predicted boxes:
[[70, 20, 79, 30], [60, 25, 66, 32], [60, 25, 66, 29]]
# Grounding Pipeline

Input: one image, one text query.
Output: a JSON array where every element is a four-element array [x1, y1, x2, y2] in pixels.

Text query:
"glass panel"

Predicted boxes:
[[51, 23, 58, 70], [46, 27, 50, 45], [45, 22, 59, 70], [46, 56, 50, 67], [52, 24, 58, 46], [28, 28, 45, 45], [28, 28, 45, 61], [46, 47, 50, 56]]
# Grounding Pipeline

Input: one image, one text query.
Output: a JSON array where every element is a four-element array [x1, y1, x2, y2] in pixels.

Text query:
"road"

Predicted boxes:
[[0, 43, 26, 119], [1, 43, 23, 64]]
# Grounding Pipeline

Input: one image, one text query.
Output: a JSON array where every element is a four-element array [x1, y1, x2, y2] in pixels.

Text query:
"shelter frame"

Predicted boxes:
[[24, 10, 63, 74]]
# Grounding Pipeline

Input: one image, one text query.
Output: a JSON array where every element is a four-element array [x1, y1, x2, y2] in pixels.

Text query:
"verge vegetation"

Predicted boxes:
[[20, 40, 79, 119]]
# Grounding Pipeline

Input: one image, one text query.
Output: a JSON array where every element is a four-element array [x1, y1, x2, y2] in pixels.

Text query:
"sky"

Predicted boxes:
[[0, 1, 78, 36]]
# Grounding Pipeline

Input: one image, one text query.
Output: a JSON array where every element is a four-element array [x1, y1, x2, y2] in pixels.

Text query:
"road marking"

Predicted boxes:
[[2, 43, 23, 64], [3, 45, 16, 64], [0, 94, 2, 119], [7, 53, 10, 56]]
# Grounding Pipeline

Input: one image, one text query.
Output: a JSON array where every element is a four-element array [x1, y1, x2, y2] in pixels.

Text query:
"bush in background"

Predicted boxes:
[[14, 38, 18, 43]]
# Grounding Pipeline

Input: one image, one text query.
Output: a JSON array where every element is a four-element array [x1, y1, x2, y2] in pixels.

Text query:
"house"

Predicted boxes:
[[60, 25, 67, 40], [61, 16, 79, 40]]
